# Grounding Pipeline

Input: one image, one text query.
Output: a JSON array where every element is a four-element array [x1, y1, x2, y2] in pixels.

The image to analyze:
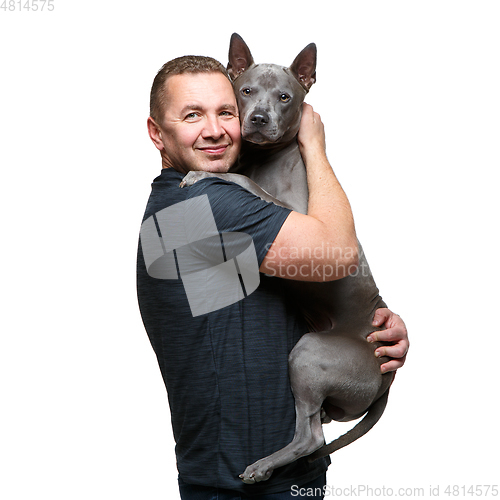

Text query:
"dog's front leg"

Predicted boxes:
[[180, 171, 290, 208]]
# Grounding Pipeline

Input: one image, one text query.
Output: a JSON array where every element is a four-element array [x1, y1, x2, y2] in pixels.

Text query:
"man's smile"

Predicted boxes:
[[197, 144, 229, 155]]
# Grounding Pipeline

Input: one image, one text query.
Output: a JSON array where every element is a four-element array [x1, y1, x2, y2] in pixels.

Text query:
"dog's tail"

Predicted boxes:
[[307, 389, 390, 462]]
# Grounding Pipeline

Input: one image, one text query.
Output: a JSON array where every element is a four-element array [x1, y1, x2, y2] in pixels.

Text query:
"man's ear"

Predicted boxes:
[[227, 33, 255, 81], [289, 43, 317, 91], [147, 117, 164, 151]]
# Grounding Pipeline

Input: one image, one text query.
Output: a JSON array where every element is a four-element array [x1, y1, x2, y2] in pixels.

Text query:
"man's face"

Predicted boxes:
[[152, 72, 242, 174]]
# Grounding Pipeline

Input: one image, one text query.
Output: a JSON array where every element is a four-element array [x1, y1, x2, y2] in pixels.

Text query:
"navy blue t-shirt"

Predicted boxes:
[[136, 168, 330, 495]]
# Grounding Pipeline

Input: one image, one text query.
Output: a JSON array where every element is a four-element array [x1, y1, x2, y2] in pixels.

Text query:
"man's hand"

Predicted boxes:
[[367, 308, 409, 374], [297, 103, 327, 155]]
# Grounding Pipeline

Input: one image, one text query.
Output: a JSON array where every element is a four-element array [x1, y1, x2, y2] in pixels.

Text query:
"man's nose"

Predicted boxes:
[[202, 115, 224, 140]]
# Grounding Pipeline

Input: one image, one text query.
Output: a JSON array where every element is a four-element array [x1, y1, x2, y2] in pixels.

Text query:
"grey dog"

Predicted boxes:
[[181, 33, 395, 484]]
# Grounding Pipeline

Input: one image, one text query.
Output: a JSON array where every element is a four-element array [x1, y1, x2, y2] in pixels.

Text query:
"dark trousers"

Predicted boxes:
[[178, 473, 327, 499]]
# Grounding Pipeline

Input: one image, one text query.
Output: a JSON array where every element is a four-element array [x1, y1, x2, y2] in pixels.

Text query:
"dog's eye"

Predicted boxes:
[[241, 88, 252, 96], [280, 93, 291, 102]]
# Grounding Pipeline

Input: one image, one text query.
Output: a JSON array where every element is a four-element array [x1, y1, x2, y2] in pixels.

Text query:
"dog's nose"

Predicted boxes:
[[250, 110, 269, 127]]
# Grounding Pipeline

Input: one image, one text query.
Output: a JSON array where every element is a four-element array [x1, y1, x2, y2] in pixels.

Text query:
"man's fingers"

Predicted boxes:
[[375, 342, 408, 360], [369, 329, 410, 359], [302, 102, 312, 113], [380, 357, 406, 374], [372, 307, 391, 327], [368, 328, 399, 343]]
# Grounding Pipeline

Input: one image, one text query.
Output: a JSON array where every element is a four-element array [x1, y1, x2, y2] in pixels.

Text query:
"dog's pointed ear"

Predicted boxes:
[[227, 33, 255, 81], [290, 43, 317, 91]]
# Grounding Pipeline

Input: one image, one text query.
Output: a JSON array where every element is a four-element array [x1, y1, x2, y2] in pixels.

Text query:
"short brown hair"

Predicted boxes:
[[149, 55, 230, 124]]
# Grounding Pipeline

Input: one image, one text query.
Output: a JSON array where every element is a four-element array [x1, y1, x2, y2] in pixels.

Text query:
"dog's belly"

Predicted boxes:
[[282, 244, 387, 336]]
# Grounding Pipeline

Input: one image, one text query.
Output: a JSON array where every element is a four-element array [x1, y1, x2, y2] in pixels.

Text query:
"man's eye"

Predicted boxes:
[[185, 112, 198, 120], [280, 93, 291, 102], [241, 88, 251, 96]]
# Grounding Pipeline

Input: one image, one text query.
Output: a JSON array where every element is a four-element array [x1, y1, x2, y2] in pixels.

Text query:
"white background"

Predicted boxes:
[[1, 1, 499, 499]]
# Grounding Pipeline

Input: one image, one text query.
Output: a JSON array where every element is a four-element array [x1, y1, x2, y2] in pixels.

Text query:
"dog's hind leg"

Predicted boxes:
[[308, 388, 391, 462], [239, 397, 325, 484]]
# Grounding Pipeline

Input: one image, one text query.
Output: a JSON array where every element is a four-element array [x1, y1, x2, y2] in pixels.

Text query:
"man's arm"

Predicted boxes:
[[259, 104, 359, 282]]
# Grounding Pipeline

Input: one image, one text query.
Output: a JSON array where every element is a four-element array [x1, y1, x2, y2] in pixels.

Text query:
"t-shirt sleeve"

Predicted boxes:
[[186, 177, 292, 266]]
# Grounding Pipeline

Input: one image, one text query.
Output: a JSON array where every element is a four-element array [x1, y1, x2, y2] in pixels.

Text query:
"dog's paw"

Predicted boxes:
[[179, 171, 214, 188], [239, 473, 256, 485], [239, 461, 273, 484]]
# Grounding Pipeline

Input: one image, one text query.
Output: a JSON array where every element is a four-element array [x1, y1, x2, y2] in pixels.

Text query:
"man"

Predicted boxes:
[[137, 55, 409, 499]]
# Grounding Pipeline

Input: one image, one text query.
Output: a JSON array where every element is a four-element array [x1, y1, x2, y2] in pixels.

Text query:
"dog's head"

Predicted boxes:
[[227, 33, 316, 146]]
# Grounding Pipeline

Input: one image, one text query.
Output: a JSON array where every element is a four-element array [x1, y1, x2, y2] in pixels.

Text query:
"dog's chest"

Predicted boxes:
[[241, 144, 309, 214]]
